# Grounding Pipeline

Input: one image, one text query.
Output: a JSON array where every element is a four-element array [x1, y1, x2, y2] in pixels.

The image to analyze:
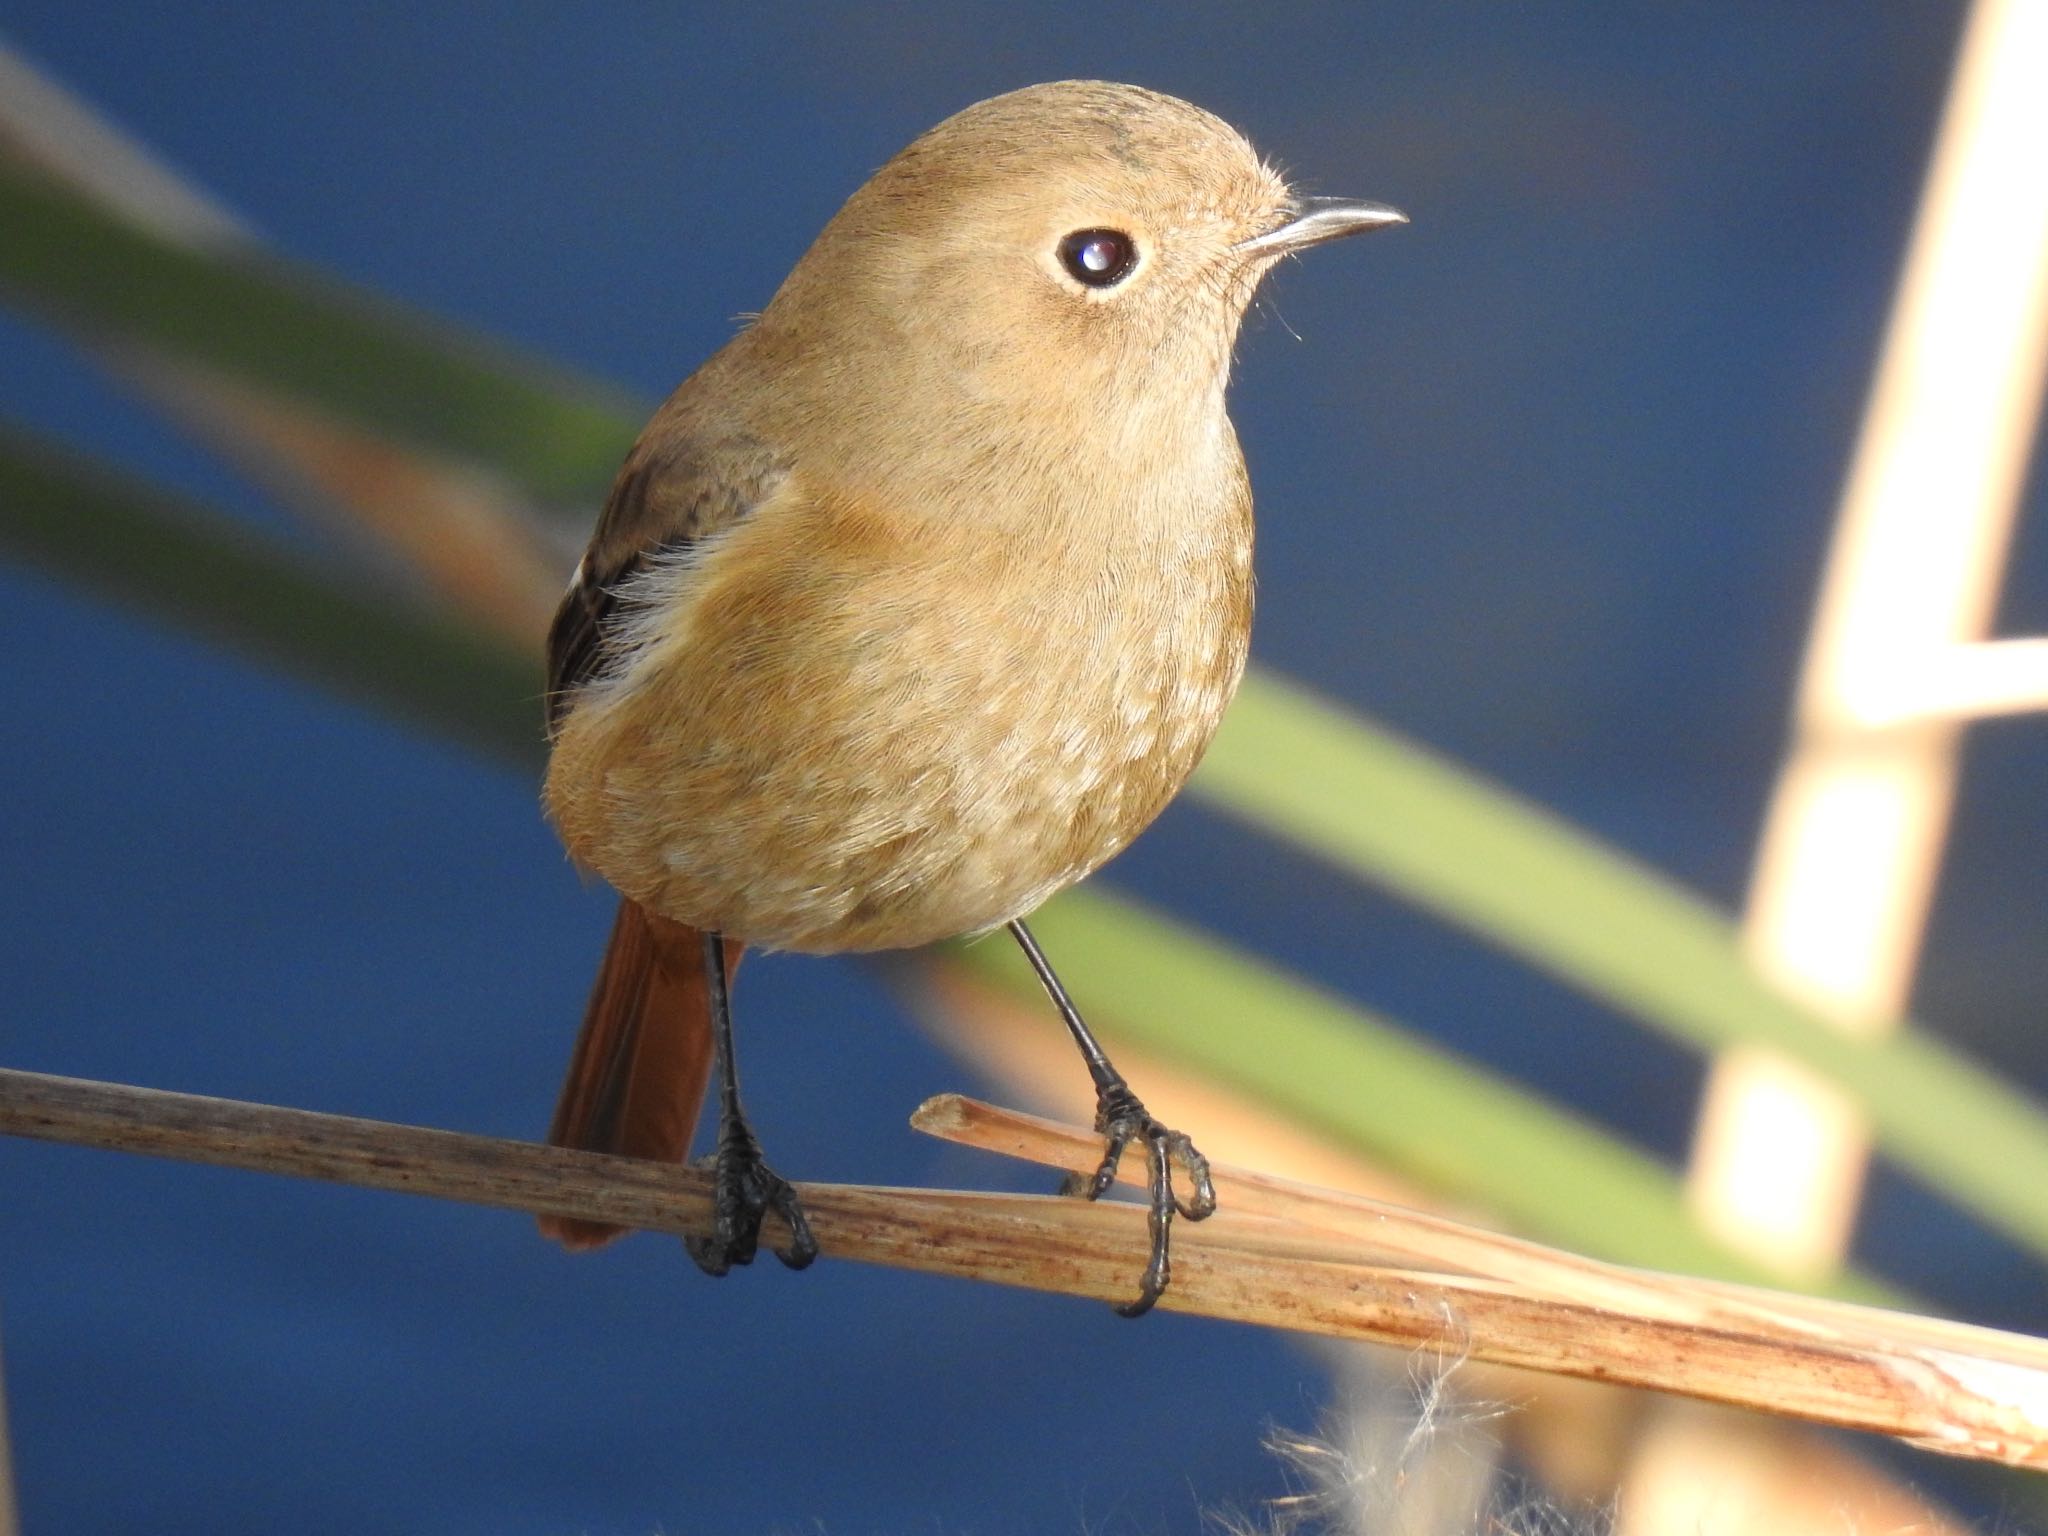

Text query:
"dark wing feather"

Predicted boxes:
[[544, 431, 786, 737]]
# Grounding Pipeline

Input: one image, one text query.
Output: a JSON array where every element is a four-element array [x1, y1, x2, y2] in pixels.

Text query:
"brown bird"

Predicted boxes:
[[539, 79, 1403, 1314]]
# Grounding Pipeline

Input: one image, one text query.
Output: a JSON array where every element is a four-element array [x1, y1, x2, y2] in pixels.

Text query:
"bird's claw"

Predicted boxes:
[[1065, 1084, 1215, 1317], [684, 1123, 818, 1276]]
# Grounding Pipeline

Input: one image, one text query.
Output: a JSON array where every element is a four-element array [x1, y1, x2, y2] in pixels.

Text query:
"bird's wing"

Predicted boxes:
[[545, 430, 787, 737]]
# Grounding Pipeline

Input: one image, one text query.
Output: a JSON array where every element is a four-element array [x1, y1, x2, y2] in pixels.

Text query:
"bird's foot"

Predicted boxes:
[[684, 1120, 818, 1276], [1063, 1083, 1217, 1317]]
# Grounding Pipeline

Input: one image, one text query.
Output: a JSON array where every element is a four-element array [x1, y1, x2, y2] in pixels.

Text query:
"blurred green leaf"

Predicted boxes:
[[1194, 677, 2048, 1258], [0, 167, 638, 503], [0, 426, 541, 763]]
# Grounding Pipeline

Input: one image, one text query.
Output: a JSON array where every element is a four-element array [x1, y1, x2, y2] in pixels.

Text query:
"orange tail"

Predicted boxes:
[[539, 899, 741, 1249]]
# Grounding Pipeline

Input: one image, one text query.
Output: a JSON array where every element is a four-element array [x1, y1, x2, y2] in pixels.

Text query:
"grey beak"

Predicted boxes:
[[1239, 195, 1408, 256]]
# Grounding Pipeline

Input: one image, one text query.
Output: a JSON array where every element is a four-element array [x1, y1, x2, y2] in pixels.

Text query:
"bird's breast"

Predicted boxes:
[[545, 482, 1253, 953]]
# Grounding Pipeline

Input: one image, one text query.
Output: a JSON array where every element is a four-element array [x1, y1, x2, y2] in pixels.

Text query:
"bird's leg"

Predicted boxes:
[[1006, 919, 1216, 1317], [684, 929, 818, 1275]]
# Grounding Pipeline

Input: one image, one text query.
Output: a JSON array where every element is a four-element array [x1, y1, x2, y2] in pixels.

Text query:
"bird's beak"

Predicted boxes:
[[1239, 195, 1408, 257]]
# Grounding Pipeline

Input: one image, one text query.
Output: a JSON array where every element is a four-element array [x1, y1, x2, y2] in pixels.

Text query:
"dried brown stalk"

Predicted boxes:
[[2, 1066, 2043, 1470]]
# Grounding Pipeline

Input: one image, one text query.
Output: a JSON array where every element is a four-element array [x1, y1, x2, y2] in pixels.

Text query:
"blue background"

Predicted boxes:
[[3, 5, 2044, 1532]]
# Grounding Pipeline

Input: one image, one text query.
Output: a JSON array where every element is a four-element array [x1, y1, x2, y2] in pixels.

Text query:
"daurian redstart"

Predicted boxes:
[[539, 81, 1403, 1314]]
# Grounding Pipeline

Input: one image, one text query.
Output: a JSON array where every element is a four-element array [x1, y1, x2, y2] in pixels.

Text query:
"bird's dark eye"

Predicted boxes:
[[1057, 229, 1138, 288]]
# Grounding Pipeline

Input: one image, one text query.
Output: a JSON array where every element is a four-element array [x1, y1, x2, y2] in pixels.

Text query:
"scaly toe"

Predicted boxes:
[[684, 1145, 815, 1275], [1078, 1090, 1213, 1316]]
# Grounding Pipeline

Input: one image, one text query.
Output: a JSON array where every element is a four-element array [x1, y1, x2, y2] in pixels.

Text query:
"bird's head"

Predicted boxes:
[[756, 81, 1404, 466]]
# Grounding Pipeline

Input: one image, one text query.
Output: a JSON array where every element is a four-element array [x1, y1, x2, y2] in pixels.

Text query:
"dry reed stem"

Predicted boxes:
[[2, 1066, 2044, 1469], [915, 1093, 2048, 1467], [907, 961, 1981, 1530], [916, 1094, 2048, 1368]]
